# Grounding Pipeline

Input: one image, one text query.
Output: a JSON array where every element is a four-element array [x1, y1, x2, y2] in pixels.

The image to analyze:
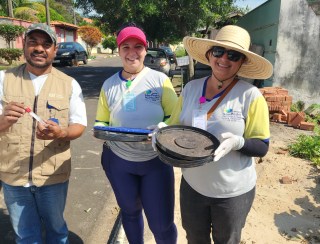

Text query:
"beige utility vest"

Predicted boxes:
[[0, 64, 73, 186]]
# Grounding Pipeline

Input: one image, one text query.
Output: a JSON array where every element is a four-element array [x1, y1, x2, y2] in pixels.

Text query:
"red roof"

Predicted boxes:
[[83, 17, 93, 24], [50, 21, 78, 30]]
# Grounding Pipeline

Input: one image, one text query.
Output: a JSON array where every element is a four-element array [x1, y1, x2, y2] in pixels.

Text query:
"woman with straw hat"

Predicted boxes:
[[166, 25, 273, 243]]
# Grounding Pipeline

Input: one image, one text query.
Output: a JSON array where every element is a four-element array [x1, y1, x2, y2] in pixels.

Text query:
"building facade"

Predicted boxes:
[[237, 0, 320, 106]]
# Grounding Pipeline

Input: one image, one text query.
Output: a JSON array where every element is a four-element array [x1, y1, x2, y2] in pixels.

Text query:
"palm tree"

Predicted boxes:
[[8, 0, 13, 17], [45, 0, 50, 24]]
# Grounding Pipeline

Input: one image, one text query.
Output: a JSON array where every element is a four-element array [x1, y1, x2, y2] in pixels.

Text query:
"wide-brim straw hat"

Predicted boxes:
[[183, 25, 273, 79]]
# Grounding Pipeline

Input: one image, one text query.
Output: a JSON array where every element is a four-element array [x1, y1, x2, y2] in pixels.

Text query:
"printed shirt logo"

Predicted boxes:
[[222, 107, 243, 121], [48, 93, 64, 99], [144, 89, 160, 103]]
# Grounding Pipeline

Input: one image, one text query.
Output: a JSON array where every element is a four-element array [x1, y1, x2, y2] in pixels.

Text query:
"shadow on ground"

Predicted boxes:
[[274, 168, 320, 243]]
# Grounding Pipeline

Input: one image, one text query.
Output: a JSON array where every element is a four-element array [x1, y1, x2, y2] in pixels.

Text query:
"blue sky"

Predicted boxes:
[[235, 0, 268, 10]]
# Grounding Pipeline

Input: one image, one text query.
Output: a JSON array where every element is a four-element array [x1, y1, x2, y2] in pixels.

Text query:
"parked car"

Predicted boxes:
[[159, 46, 176, 64], [54, 42, 88, 66], [144, 48, 171, 76]]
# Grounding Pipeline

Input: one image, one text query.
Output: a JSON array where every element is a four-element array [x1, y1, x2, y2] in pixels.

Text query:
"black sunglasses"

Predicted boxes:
[[210, 46, 245, 62]]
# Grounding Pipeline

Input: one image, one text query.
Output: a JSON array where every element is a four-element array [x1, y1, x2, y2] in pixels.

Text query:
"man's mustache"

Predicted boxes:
[[31, 52, 48, 58]]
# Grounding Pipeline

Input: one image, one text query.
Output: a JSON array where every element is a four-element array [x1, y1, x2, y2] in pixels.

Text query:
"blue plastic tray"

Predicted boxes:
[[94, 126, 151, 134], [93, 126, 152, 142]]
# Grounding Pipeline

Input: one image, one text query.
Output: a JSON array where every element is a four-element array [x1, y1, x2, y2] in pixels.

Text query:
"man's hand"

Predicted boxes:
[[36, 120, 85, 141], [36, 119, 67, 140], [214, 132, 245, 162], [0, 102, 25, 131]]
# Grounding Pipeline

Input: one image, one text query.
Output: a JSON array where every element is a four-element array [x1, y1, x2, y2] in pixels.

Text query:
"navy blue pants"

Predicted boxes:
[[102, 144, 177, 244], [180, 177, 255, 244]]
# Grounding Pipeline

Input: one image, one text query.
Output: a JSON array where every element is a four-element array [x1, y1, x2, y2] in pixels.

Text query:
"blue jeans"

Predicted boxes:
[[2, 181, 69, 244], [180, 177, 255, 244]]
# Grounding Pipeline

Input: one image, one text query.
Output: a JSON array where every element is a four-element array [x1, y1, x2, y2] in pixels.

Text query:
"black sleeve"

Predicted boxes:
[[238, 138, 269, 157]]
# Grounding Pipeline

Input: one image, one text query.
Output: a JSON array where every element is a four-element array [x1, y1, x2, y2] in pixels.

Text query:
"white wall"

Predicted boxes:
[[274, 0, 320, 106]]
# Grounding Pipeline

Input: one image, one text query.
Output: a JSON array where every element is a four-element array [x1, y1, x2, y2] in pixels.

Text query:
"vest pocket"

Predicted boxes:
[[46, 100, 69, 122], [41, 140, 71, 175], [0, 136, 21, 173]]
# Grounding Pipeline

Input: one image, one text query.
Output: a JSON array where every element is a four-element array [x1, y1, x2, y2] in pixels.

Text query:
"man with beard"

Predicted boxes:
[[0, 23, 87, 243]]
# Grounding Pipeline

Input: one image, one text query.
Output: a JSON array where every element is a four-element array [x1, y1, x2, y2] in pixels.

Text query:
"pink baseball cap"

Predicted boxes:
[[116, 26, 147, 47]]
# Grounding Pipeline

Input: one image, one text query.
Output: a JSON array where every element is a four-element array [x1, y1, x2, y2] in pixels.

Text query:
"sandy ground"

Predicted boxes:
[[1, 121, 318, 244], [141, 122, 320, 244], [241, 122, 320, 244]]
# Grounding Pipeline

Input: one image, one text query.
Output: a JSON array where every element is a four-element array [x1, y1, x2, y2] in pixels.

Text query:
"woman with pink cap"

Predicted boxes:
[[94, 23, 178, 243]]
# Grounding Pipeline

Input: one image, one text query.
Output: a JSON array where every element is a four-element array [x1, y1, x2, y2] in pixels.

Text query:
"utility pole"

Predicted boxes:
[[73, 10, 77, 25], [73, 0, 77, 25], [45, 0, 50, 25], [7, 0, 14, 17]]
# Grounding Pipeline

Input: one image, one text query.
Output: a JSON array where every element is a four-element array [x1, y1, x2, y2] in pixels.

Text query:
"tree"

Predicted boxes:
[[75, 0, 238, 43], [14, 2, 65, 22], [102, 36, 116, 54], [0, 23, 24, 65], [0, 0, 29, 17], [0, 0, 83, 24], [78, 25, 102, 56], [0, 23, 25, 48], [49, 0, 79, 24], [14, 7, 39, 22]]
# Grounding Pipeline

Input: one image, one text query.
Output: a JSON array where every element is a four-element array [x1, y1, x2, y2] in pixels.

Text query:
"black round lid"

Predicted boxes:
[[156, 143, 213, 168], [156, 125, 220, 160]]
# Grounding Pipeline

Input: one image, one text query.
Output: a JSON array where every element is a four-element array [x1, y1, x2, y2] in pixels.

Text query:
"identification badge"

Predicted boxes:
[[192, 109, 207, 130], [123, 92, 136, 112]]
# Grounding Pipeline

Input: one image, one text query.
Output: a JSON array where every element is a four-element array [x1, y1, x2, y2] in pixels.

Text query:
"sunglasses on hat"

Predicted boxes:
[[210, 46, 245, 62]]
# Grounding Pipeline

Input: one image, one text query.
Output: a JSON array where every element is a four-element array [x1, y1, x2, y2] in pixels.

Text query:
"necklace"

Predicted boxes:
[[123, 66, 144, 88], [123, 66, 144, 75], [212, 72, 228, 89], [199, 76, 235, 106], [212, 65, 242, 89], [123, 69, 140, 75]]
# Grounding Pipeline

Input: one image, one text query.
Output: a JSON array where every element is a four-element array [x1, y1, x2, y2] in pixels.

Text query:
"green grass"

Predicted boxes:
[[288, 102, 320, 166], [0, 61, 22, 70]]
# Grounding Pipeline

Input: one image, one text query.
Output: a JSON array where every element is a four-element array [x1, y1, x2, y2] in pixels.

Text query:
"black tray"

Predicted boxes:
[[155, 125, 220, 160]]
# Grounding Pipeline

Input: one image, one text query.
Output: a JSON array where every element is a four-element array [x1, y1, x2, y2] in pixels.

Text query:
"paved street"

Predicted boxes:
[[0, 55, 123, 244]]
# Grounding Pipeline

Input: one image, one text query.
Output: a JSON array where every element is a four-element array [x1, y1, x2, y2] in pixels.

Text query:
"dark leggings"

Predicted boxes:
[[180, 177, 255, 244], [101, 145, 177, 244]]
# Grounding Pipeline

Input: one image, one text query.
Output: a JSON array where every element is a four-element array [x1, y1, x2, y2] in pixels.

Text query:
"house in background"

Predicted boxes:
[[0, 16, 32, 48], [0, 17, 79, 49], [236, 0, 320, 106], [51, 21, 78, 43]]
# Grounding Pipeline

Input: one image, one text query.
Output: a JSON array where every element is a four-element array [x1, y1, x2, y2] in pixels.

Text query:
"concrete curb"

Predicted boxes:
[[107, 210, 123, 244]]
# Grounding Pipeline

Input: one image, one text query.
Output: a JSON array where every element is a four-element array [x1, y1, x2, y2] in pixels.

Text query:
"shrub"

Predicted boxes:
[[102, 36, 117, 54], [0, 48, 23, 65], [288, 134, 320, 166], [175, 46, 187, 57], [290, 100, 305, 112]]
